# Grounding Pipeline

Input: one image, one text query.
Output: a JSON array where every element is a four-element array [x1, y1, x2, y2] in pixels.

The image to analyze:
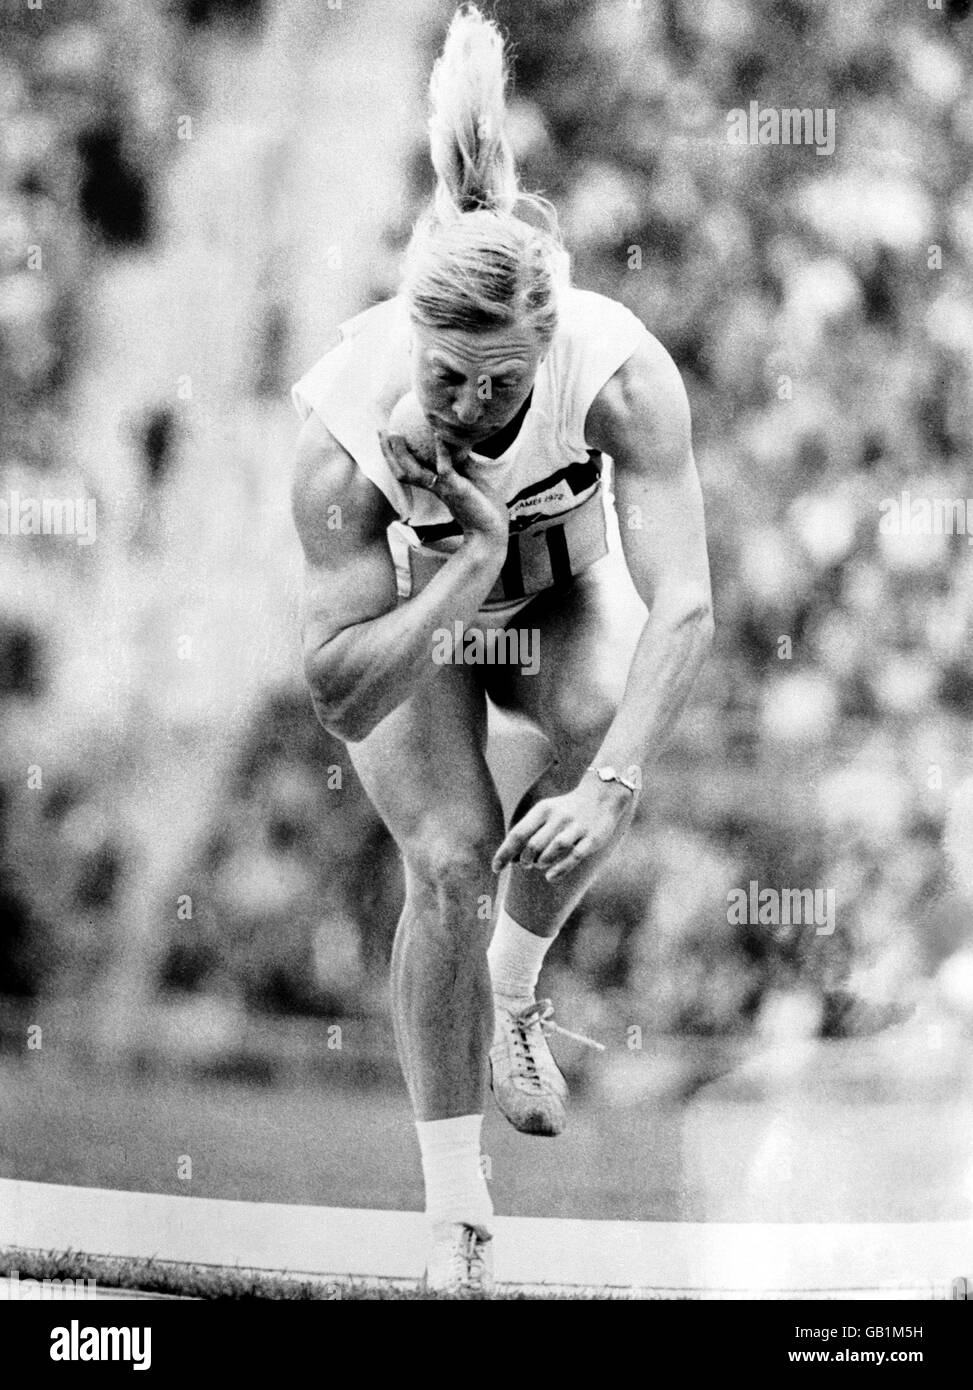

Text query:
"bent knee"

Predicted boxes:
[[401, 819, 501, 902], [545, 678, 621, 771]]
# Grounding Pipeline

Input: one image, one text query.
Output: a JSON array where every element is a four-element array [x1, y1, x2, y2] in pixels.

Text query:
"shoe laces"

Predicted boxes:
[[508, 998, 605, 1072], [451, 1225, 490, 1291]]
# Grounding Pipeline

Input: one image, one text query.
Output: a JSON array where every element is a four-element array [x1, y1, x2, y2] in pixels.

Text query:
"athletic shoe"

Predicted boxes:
[[423, 1223, 494, 1296], [489, 997, 571, 1136]]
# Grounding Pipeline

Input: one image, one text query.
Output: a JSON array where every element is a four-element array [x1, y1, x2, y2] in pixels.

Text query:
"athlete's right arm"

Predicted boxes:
[[292, 413, 507, 742]]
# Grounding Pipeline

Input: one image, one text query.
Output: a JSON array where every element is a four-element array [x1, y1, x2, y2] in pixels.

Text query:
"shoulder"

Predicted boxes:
[[584, 330, 692, 467], [291, 297, 412, 520], [555, 286, 646, 344], [292, 297, 410, 421], [547, 287, 652, 443]]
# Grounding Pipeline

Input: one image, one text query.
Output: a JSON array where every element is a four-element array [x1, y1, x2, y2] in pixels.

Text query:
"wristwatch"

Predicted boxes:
[[587, 765, 640, 794]]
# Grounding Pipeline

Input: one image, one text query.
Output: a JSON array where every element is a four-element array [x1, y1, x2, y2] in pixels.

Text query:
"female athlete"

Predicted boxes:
[[291, 4, 713, 1293]]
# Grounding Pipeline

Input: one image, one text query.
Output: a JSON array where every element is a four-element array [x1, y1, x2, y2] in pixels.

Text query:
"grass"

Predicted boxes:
[[0, 1248, 648, 1300], [4, 1038, 973, 1297]]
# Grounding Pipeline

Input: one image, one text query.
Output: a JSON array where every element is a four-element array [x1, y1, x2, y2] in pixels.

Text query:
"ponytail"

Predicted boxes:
[[428, 4, 518, 219], [403, 4, 565, 347]]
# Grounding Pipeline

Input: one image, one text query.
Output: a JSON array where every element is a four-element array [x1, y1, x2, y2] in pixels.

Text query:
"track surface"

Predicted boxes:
[[3, 1179, 971, 1299]]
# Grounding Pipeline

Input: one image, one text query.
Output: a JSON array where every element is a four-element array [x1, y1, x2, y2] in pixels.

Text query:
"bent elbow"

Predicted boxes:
[[309, 690, 370, 744], [328, 704, 380, 744], [304, 650, 350, 741], [304, 656, 377, 744]]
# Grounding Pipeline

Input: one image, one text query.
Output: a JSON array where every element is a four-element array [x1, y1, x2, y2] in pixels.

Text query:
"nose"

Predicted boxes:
[[451, 387, 483, 427]]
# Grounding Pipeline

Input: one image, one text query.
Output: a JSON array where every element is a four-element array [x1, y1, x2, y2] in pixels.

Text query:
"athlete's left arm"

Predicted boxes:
[[492, 336, 713, 882], [586, 333, 714, 769]]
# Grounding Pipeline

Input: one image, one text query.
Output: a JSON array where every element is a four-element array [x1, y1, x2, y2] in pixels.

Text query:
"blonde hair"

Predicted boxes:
[[402, 4, 566, 347]]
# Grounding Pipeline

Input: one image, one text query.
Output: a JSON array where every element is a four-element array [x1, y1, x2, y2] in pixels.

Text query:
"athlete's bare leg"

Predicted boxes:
[[484, 550, 646, 938], [347, 663, 504, 1120]]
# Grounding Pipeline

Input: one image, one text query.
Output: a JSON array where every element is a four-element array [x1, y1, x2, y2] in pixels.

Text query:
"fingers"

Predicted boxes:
[[492, 803, 549, 873], [493, 803, 594, 882], [378, 431, 438, 492], [535, 829, 582, 871], [380, 431, 472, 509], [382, 428, 509, 544], [544, 836, 596, 883], [519, 817, 572, 869], [434, 436, 468, 473]]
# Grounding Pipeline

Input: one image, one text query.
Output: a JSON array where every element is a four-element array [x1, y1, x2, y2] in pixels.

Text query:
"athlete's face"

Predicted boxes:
[[410, 320, 545, 449]]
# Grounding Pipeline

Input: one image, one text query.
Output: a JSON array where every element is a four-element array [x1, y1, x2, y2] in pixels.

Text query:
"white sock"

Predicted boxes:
[[487, 908, 554, 1010], [415, 1114, 493, 1233]]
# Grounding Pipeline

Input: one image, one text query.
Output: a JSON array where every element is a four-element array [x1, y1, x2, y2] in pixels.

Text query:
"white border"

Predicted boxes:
[[3, 1180, 971, 1298]]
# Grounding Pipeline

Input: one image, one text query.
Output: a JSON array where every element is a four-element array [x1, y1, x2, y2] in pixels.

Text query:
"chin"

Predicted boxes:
[[439, 419, 510, 446], [435, 422, 482, 445]]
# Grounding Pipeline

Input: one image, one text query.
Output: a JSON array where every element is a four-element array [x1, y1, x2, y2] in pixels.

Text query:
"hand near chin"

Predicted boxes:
[[379, 408, 511, 550]]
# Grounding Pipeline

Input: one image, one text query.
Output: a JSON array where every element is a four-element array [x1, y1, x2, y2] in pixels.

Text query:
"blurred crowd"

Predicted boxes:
[[2, 0, 972, 1060]]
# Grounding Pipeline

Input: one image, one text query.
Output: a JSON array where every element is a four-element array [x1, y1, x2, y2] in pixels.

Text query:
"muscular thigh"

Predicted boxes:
[[347, 663, 504, 870], [481, 548, 646, 770]]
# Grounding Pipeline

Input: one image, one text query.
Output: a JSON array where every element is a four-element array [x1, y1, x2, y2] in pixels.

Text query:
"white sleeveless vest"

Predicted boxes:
[[292, 287, 648, 609]]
